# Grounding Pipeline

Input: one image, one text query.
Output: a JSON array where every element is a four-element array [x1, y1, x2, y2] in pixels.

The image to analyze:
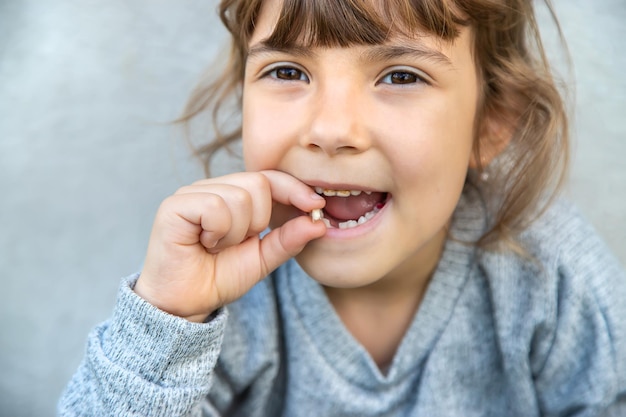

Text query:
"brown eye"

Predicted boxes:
[[379, 70, 426, 86], [270, 67, 308, 82], [392, 72, 417, 84]]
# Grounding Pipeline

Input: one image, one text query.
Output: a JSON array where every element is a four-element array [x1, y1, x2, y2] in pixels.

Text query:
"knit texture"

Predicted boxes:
[[58, 186, 626, 416]]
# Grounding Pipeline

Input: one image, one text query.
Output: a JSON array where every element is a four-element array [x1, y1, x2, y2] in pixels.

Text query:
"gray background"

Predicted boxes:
[[1, 1, 624, 416]]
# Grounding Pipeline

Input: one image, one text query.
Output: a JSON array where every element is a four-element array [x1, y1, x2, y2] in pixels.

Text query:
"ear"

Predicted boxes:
[[469, 112, 512, 169]]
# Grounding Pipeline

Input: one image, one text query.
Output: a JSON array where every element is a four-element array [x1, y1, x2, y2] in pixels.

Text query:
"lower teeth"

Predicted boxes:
[[311, 206, 382, 229], [339, 220, 358, 229]]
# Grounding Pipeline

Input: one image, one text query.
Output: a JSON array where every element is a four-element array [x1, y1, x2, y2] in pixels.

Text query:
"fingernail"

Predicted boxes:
[[310, 192, 325, 200]]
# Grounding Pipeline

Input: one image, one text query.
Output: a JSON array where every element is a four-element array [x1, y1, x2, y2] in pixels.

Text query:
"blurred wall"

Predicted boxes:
[[1, 1, 624, 416]]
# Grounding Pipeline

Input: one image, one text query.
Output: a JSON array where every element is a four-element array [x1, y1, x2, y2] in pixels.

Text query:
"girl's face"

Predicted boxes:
[[242, 0, 480, 289]]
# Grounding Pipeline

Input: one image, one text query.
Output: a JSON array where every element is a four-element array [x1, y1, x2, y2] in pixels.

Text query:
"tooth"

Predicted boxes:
[[314, 186, 324, 194], [365, 191, 372, 195], [365, 210, 375, 220], [322, 218, 332, 228], [357, 215, 367, 224], [338, 220, 358, 229], [350, 190, 362, 196], [335, 190, 351, 197], [323, 189, 336, 196], [310, 209, 323, 221]]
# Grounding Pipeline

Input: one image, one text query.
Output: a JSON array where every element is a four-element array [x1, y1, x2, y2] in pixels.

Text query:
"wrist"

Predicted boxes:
[[133, 274, 218, 322]]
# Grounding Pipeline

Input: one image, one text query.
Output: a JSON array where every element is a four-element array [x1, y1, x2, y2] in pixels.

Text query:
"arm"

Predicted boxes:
[[58, 171, 326, 416], [58, 274, 228, 417]]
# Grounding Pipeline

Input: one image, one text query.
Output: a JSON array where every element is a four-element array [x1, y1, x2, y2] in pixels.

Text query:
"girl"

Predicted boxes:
[[59, 0, 626, 416]]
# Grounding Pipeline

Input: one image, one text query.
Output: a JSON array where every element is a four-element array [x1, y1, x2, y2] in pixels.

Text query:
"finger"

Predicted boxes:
[[257, 215, 327, 276], [182, 170, 324, 217], [195, 185, 257, 250], [178, 173, 273, 236], [157, 192, 233, 248], [260, 170, 326, 213]]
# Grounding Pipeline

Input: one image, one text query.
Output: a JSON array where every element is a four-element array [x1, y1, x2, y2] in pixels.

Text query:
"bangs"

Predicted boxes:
[[262, 0, 467, 49]]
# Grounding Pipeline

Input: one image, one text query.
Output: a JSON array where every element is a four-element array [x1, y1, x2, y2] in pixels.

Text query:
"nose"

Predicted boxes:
[[300, 80, 371, 156]]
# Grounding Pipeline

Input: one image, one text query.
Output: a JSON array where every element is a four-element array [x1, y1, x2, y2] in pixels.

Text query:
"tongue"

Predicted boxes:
[[323, 192, 385, 221]]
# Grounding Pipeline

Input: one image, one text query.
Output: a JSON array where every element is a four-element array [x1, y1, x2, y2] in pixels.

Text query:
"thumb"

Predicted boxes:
[[258, 216, 326, 276]]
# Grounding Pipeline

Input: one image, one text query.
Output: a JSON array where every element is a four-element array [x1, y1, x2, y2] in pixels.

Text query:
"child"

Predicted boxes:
[[59, 0, 626, 415]]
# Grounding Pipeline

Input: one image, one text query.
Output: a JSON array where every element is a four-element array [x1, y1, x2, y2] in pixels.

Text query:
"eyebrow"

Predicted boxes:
[[360, 44, 454, 68], [247, 43, 318, 60], [246, 42, 454, 69]]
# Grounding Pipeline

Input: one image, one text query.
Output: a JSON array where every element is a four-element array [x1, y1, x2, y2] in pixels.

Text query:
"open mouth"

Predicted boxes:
[[310, 186, 389, 229]]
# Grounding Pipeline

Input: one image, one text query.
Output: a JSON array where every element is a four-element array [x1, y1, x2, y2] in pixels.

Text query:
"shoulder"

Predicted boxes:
[[516, 199, 626, 409], [479, 197, 624, 288], [476, 197, 625, 307], [519, 198, 625, 288], [479, 197, 626, 312], [518, 198, 626, 333], [476, 197, 626, 375]]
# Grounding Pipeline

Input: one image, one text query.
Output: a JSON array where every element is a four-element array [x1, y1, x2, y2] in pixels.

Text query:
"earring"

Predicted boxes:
[[479, 155, 491, 181]]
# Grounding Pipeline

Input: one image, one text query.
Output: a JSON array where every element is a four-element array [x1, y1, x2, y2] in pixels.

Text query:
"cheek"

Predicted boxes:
[[241, 98, 288, 171], [384, 104, 475, 176]]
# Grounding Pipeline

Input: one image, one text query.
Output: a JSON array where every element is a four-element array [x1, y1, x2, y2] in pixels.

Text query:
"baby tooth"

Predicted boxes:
[[314, 186, 324, 194], [350, 190, 362, 196], [311, 209, 323, 221], [357, 215, 367, 224], [336, 190, 351, 197], [323, 189, 337, 197], [339, 220, 358, 229], [322, 218, 332, 228]]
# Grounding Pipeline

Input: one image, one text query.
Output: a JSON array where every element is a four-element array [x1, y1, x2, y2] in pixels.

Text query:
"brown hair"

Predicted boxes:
[[179, 0, 569, 250]]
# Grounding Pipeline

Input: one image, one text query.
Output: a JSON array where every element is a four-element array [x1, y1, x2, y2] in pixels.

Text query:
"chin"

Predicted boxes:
[[294, 246, 385, 289]]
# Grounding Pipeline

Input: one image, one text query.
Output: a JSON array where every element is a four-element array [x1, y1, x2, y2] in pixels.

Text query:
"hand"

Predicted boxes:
[[134, 170, 326, 322]]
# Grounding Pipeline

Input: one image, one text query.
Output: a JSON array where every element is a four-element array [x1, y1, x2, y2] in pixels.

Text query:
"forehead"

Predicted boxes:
[[248, 0, 465, 50]]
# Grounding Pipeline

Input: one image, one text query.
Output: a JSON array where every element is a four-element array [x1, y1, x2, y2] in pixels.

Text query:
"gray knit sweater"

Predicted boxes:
[[58, 187, 626, 416]]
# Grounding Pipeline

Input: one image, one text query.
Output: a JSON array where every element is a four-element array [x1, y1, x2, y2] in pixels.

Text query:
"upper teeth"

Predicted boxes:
[[314, 186, 371, 197]]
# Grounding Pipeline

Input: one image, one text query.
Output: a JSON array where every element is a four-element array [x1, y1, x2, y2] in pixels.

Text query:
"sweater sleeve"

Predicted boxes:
[[57, 274, 229, 417]]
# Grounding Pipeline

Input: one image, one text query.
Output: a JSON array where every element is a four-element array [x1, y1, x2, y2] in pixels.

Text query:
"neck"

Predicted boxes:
[[324, 281, 426, 372], [323, 228, 446, 370]]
